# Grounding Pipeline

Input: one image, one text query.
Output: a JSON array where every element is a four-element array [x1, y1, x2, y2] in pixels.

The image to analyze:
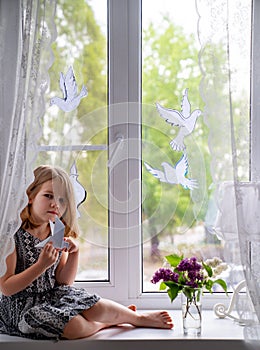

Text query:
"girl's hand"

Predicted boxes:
[[37, 242, 59, 270], [64, 237, 79, 254]]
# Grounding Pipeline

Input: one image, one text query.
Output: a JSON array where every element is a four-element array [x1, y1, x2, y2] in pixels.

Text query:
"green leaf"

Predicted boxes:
[[163, 281, 178, 288], [159, 282, 167, 291], [167, 285, 180, 302], [213, 279, 228, 294], [165, 254, 183, 267], [182, 287, 193, 300], [202, 262, 213, 277], [205, 279, 213, 292], [196, 289, 202, 302]]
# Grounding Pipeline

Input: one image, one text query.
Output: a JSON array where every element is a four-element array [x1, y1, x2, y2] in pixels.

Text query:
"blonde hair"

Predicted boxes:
[[20, 165, 79, 238]]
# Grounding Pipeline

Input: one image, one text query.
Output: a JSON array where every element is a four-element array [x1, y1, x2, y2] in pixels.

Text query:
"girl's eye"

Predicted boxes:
[[44, 194, 53, 199], [59, 198, 65, 205]]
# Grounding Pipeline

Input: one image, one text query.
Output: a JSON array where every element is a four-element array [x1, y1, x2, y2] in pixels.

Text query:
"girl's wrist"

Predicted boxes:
[[68, 249, 79, 255]]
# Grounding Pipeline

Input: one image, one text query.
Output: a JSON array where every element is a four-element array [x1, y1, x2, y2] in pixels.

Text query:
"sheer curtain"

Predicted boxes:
[[196, 0, 260, 342], [0, 0, 56, 276]]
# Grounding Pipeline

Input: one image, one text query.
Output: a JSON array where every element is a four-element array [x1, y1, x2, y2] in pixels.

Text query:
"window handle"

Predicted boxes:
[[107, 135, 124, 167]]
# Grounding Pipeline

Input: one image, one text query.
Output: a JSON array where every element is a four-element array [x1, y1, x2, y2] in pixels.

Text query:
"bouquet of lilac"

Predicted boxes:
[[151, 254, 228, 302]]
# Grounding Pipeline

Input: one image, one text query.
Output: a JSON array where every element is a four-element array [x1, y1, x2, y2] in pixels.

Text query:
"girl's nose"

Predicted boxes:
[[51, 200, 59, 208]]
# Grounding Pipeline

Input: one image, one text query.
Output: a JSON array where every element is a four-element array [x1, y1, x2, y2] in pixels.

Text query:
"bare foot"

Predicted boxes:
[[128, 304, 137, 312], [137, 311, 173, 329]]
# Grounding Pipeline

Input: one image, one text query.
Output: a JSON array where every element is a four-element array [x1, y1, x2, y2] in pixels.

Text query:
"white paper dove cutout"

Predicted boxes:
[[69, 161, 87, 218], [35, 216, 69, 249], [156, 88, 201, 151], [50, 66, 88, 112], [144, 154, 198, 190]]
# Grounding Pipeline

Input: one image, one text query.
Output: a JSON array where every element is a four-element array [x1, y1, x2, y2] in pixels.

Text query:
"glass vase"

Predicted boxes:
[[181, 291, 202, 336]]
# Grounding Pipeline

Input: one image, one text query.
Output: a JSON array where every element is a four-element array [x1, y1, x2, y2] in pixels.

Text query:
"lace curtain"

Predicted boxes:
[[0, 0, 56, 276], [196, 0, 260, 342]]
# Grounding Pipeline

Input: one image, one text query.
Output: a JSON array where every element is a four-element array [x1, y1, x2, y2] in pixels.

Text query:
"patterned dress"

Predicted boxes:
[[0, 228, 100, 340]]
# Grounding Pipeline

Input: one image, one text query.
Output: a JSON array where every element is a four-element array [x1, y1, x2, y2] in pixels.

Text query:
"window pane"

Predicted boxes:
[[142, 0, 251, 292], [37, 0, 108, 280]]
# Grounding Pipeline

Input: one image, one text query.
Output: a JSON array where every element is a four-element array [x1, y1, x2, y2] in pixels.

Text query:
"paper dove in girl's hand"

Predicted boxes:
[[156, 88, 201, 151], [50, 66, 88, 112], [144, 154, 198, 190], [35, 216, 69, 249]]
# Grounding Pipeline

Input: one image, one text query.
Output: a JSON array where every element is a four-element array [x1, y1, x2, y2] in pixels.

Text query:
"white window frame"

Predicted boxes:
[[75, 0, 143, 306], [251, 0, 260, 181], [75, 0, 257, 309]]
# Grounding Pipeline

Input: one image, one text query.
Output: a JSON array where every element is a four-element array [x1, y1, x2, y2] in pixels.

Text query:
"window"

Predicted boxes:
[[141, 0, 251, 296], [38, 0, 255, 309], [37, 0, 109, 281]]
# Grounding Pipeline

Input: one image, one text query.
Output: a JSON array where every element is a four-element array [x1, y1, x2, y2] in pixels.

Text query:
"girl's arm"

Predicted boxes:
[[55, 237, 79, 285], [0, 243, 59, 296]]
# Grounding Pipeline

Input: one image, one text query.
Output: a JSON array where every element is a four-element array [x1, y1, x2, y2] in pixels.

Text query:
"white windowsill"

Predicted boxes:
[[0, 310, 259, 350]]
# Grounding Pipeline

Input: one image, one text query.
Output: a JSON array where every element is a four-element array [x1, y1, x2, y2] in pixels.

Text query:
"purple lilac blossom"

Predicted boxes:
[[177, 257, 202, 272], [151, 268, 179, 284], [186, 280, 198, 288]]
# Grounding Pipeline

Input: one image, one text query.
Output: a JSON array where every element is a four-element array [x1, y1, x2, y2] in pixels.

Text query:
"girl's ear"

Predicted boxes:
[[28, 198, 33, 204]]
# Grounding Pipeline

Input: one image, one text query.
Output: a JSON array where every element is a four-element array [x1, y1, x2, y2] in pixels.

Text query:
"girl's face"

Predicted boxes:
[[29, 179, 67, 225]]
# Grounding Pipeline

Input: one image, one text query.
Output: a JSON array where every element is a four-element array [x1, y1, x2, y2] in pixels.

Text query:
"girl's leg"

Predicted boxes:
[[62, 304, 138, 339], [62, 314, 108, 339], [81, 298, 173, 329]]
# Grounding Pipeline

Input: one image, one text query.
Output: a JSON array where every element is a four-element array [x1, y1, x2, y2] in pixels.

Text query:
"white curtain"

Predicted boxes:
[[0, 0, 56, 276], [196, 0, 260, 342]]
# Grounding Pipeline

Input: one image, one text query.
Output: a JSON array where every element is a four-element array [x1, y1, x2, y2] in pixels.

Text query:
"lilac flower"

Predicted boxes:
[[186, 280, 198, 288], [151, 268, 179, 284], [150, 254, 228, 303], [177, 257, 202, 272]]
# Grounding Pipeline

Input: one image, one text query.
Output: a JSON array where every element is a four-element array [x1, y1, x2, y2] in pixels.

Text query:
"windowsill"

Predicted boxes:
[[0, 310, 258, 350]]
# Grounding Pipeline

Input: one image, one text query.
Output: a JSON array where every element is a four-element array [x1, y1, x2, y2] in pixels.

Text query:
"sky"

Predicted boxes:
[[88, 0, 251, 98], [89, 0, 198, 36]]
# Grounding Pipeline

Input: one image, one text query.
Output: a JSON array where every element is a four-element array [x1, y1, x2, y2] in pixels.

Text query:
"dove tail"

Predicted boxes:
[[170, 139, 185, 151], [182, 178, 198, 190], [80, 85, 88, 98]]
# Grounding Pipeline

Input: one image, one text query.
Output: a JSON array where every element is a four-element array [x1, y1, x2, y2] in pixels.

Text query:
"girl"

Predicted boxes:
[[0, 165, 173, 340]]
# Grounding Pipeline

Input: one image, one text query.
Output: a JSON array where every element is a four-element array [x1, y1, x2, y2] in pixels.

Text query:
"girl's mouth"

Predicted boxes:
[[48, 211, 58, 216]]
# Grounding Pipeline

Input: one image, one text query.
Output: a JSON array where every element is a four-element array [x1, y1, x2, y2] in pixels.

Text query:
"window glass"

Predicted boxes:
[[142, 0, 251, 292], [37, 0, 108, 281]]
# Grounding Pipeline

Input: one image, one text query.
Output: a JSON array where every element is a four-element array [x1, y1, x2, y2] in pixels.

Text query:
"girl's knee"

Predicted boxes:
[[62, 315, 88, 340]]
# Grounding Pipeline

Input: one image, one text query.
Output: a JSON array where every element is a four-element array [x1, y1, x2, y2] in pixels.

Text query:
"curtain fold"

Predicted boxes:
[[0, 0, 57, 277], [196, 0, 260, 342]]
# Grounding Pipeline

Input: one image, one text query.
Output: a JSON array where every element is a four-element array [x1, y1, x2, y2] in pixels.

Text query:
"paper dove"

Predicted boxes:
[[69, 161, 87, 218], [50, 66, 88, 112], [35, 216, 69, 249], [156, 88, 201, 151], [144, 154, 198, 190]]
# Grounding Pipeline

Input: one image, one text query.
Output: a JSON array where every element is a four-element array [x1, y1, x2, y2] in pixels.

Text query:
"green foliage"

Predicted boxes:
[[165, 254, 183, 267], [142, 16, 211, 240], [202, 261, 213, 278]]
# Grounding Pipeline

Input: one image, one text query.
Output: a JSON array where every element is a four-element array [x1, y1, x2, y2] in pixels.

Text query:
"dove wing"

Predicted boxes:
[[35, 217, 69, 249], [59, 72, 67, 99], [181, 88, 191, 118], [35, 236, 52, 248], [52, 217, 65, 247], [175, 155, 198, 190], [51, 217, 69, 248], [175, 154, 189, 179], [35, 220, 54, 248], [156, 102, 186, 127], [144, 162, 167, 182], [64, 66, 78, 100]]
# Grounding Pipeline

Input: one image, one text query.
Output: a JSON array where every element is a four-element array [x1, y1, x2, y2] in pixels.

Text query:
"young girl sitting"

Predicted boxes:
[[0, 165, 173, 340]]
